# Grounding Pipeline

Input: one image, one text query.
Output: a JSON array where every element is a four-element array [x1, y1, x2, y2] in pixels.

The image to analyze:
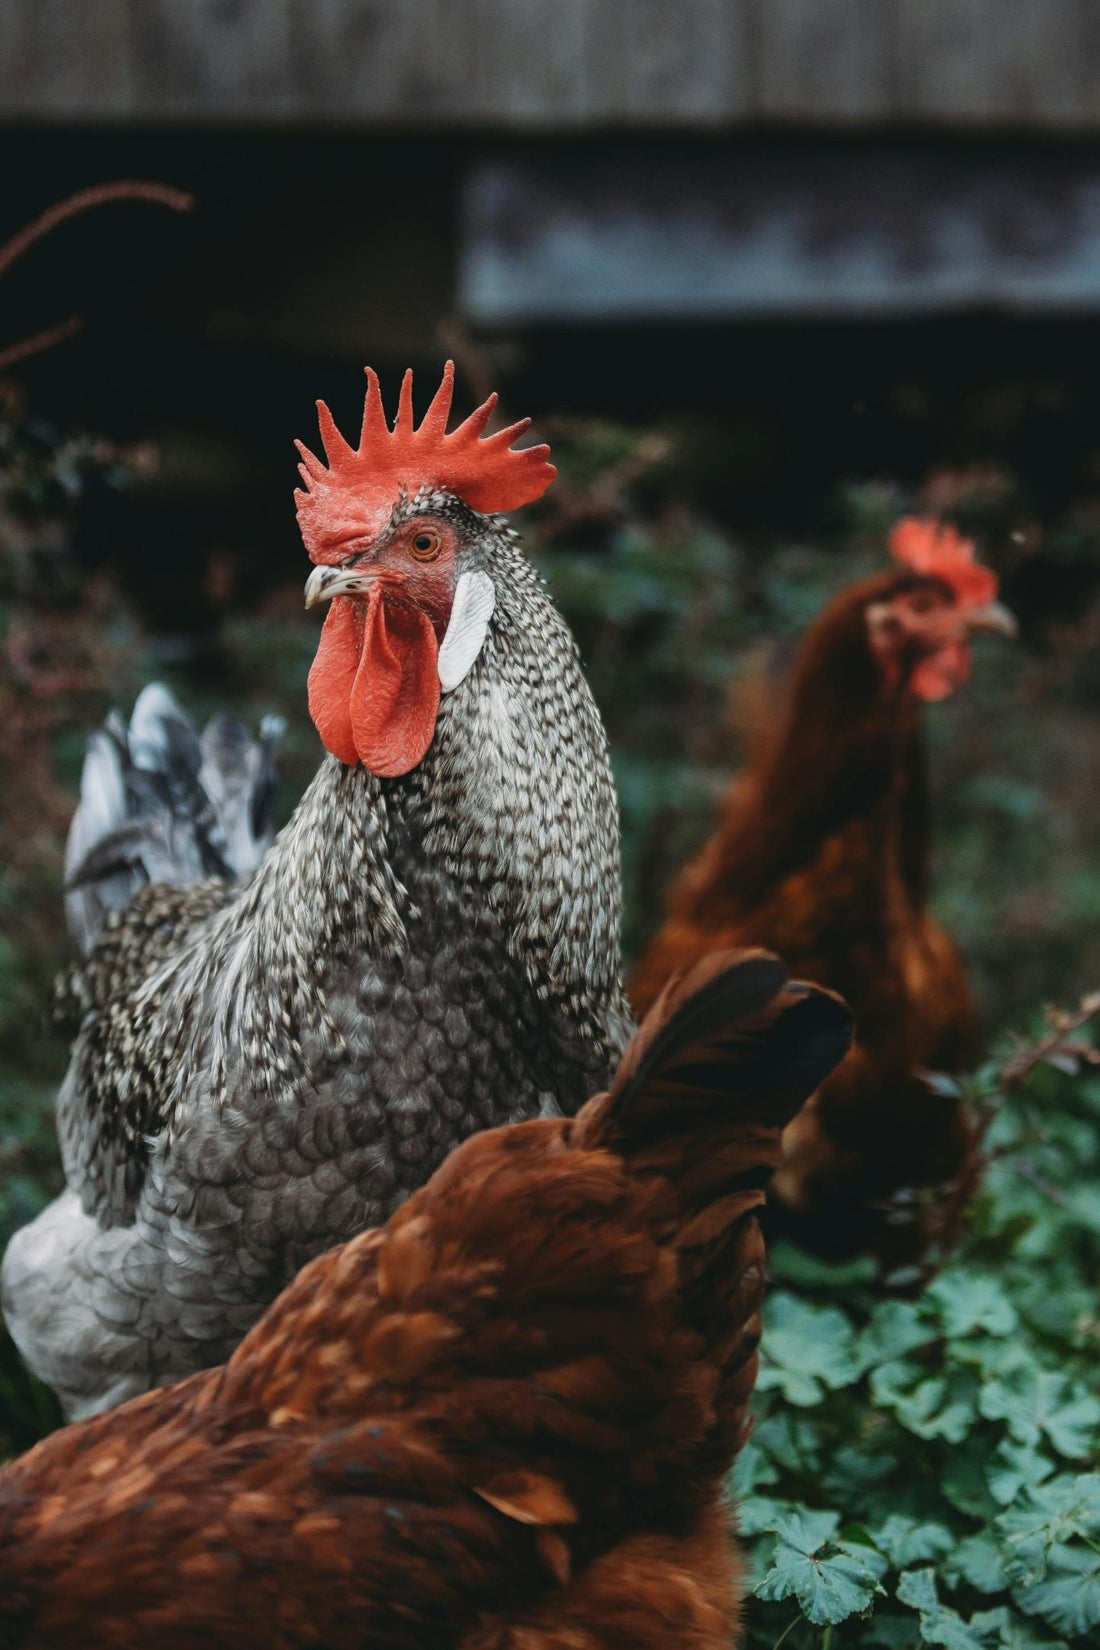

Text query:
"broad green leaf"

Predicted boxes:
[[987, 1442, 1057, 1508], [871, 1361, 980, 1443], [967, 1605, 1067, 1649], [1012, 1545, 1100, 1637], [896, 1567, 939, 1613], [857, 1300, 937, 1373], [729, 1436, 778, 1498], [751, 1410, 824, 1476], [756, 1293, 859, 1406], [997, 1473, 1100, 1580], [755, 1509, 886, 1625], [926, 1271, 1019, 1340], [944, 1533, 1010, 1594], [980, 1368, 1100, 1458], [735, 1494, 798, 1537], [872, 1513, 956, 1568], [896, 1568, 1003, 1649]]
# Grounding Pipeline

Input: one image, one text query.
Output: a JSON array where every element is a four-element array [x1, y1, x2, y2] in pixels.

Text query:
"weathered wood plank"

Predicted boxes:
[[2, 0, 1100, 131], [895, 0, 1100, 128], [130, 0, 296, 118], [1000, 0, 1100, 127], [753, 0, 896, 121], [895, 0, 996, 120], [588, 0, 752, 123], [0, 0, 133, 116], [470, 0, 592, 125], [290, 0, 481, 121], [288, 0, 416, 119]]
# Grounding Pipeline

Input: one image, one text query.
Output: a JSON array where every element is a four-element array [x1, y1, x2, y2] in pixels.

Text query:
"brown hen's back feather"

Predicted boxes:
[[630, 571, 982, 1276], [0, 951, 851, 1650]]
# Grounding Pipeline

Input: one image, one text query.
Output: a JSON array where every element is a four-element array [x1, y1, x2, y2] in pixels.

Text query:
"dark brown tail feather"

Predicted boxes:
[[575, 948, 854, 1173]]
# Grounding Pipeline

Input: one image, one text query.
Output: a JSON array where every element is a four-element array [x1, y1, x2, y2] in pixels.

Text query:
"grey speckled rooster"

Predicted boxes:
[[2, 362, 631, 1419]]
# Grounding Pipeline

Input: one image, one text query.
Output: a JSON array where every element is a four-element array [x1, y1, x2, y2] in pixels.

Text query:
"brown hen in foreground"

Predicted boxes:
[[631, 521, 1016, 1276], [0, 951, 850, 1650]]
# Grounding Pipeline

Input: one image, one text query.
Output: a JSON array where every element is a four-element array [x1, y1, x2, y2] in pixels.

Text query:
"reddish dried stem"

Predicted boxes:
[[0, 181, 194, 285], [0, 315, 83, 376], [0, 180, 194, 373]]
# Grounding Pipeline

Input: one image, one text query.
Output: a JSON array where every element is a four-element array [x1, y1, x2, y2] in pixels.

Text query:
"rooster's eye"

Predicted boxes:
[[411, 529, 442, 561]]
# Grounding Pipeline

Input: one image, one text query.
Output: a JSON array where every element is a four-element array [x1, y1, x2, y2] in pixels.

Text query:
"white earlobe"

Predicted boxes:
[[438, 570, 496, 692]]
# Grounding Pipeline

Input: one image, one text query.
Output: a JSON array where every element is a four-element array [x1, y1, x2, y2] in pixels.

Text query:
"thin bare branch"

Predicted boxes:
[[0, 180, 194, 374], [0, 181, 194, 285], [999, 990, 1100, 1090], [0, 316, 83, 376]]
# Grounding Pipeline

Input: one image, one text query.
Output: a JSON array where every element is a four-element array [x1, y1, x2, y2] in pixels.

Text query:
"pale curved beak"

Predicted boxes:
[[304, 565, 376, 609], [965, 600, 1017, 637]]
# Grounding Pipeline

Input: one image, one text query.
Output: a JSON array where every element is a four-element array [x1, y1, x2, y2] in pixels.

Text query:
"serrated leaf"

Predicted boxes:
[[1042, 1390, 1100, 1461], [944, 1534, 1010, 1594], [755, 1509, 886, 1624], [980, 1367, 1100, 1458], [997, 1473, 1100, 1581], [873, 1514, 956, 1567], [871, 1361, 980, 1443], [896, 1568, 1004, 1649], [729, 1436, 778, 1498], [966, 1605, 1066, 1650], [751, 1410, 824, 1476], [734, 1493, 797, 1537], [1013, 1545, 1100, 1637], [927, 1271, 1019, 1340], [987, 1442, 1057, 1507], [757, 1293, 859, 1406], [857, 1300, 937, 1373]]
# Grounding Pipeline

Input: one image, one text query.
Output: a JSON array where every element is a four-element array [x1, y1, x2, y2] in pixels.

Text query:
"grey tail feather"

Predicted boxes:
[[63, 683, 285, 953]]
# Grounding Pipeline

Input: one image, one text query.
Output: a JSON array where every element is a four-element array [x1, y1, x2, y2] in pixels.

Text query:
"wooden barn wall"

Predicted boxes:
[[3, 0, 1100, 130]]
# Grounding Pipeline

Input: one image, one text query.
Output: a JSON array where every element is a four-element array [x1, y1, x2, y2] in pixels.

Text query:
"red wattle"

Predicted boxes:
[[308, 589, 442, 775], [349, 588, 441, 777], [912, 639, 971, 703], [307, 597, 362, 766]]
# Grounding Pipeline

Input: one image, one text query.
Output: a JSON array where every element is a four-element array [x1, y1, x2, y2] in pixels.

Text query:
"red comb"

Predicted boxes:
[[889, 517, 998, 607], [294, 360, 556, 564]]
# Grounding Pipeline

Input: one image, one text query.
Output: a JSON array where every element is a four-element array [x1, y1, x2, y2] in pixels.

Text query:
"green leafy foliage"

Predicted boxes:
[[737, 1024, 1100, 1649], [755, 1510, 888, 1624]]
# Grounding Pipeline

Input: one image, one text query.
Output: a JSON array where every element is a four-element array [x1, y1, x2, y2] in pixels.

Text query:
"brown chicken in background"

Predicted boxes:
[[631, 520, 1016, 1276], [0, 950, 850, 1650]]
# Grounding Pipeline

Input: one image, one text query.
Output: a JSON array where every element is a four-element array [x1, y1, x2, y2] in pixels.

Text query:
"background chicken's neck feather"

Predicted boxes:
[[684, 576, 932, 930]]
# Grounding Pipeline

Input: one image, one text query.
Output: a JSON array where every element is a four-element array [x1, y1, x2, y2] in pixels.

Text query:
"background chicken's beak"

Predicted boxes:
[[965, 601, 1017, 637], [304, 566, 374, 609]]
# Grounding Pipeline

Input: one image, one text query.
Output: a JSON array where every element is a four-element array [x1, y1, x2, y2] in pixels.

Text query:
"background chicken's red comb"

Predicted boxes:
[[888, 516, 999, 607], [295, 360, 556, 563]]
